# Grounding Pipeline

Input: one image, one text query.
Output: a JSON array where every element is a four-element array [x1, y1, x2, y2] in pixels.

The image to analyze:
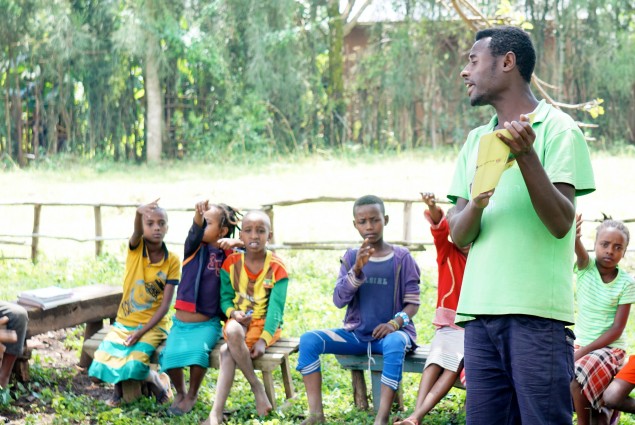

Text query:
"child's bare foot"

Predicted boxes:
[[253, 386, 272, 416], [201, 412, 222, 425], [170, 392, 184, 409], [177, 393, 198, 414], [300, 413, 326, 424]]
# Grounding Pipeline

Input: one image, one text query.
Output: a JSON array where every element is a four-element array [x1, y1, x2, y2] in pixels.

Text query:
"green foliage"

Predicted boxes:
[[2, 0, 635, 165]]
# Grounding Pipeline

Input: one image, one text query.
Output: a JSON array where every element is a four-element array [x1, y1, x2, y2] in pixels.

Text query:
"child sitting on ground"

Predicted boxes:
[[204, 210, 289, 425], [297, 194, 421, 425], [394, 192, 469, 425], [571, 215, 635, 425], [160, 200, 241, 416], [89, 199, 181, 406]]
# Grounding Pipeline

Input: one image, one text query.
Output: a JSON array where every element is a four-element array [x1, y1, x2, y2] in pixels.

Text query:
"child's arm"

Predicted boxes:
[[574, 213, 590, 270], [253, 276, 289, 359], [421, 192, 443, 225], [130, 199, 160, 248], [218, 238, 245, 250], [333, 241, 373, 308], [183, 201, 208, 258], [574, 303, 631, 361], [124, 283, 176, 346]]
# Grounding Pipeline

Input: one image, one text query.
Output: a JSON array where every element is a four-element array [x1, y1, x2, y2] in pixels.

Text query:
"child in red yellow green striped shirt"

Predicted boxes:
[[204, 210, 289, 425]]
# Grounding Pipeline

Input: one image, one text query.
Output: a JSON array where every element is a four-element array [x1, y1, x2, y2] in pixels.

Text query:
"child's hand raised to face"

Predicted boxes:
[[421, 192, 437, 208], [137, 198, 160, 216], [353, 238, 374, 276]]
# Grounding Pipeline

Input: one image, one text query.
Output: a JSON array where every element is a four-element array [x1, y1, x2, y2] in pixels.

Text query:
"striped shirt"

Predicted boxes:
[[220, 251, 288, 345], [574, 258, 635, 349]]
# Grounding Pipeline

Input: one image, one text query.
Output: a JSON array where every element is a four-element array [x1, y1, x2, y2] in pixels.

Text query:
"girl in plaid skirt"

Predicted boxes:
[[571, 215, 635, 425]]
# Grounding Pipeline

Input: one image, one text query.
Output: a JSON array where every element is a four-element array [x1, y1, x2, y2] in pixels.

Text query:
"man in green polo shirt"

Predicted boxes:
[[448, 26, 595, 424]]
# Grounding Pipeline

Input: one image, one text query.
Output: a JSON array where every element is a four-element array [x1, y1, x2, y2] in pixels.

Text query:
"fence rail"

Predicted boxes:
[[1, 200, 633, 262]]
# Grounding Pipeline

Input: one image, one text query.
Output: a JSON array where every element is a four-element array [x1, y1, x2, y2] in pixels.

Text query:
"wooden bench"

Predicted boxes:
[[335, 345, 464, 412], [14, 284, 122, 381], [82, 328, 300, 408]]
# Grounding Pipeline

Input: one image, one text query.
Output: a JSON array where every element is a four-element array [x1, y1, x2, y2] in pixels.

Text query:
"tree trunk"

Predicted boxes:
[[145, 49, 162, 163], [327, 0, 345, 147], [15, 72, 24, 167], [3, 64, 11, 157]]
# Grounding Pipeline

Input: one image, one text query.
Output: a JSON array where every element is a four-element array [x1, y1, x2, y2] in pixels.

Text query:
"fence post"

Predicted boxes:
[[31, 204, 42, 262], [94, 205, 103, 257], [402, 201, 412, 243]]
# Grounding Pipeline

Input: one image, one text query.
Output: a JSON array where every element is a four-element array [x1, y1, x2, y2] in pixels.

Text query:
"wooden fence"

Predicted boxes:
[[1, 199, 633, 262], [0, 198, 438, 262]]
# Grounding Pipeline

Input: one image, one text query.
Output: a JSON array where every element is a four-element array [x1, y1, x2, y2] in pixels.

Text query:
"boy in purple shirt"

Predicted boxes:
[[297, 195, 421, 425]]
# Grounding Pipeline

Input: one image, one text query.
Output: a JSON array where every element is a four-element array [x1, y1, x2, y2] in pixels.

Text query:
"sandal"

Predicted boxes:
[[105, 395, 122, 407]]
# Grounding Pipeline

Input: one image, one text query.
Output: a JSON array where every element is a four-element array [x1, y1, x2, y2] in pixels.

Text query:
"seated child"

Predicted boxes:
[[394, 192, 469, 425], [570, 215, 635, 425], [0, 303, 28, 388], [160, 200, 241, 416], [89, 199, 181, 406], [204, 210, 289, 425], [297, 195, 421, 425]]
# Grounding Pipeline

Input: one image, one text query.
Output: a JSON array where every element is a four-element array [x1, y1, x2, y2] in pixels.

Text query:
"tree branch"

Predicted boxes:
[[343, 0, 373, 37]]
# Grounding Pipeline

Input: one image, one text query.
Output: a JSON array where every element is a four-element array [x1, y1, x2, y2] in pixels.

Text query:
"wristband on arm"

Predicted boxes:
[[394, 311, 410, 327]]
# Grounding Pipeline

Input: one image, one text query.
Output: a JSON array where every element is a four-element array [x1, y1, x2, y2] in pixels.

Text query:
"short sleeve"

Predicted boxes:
[[448, 142, 470, 204], [167, 253, 181, 285], [542, 126, 595, 197], [618, 275, 635, 305]]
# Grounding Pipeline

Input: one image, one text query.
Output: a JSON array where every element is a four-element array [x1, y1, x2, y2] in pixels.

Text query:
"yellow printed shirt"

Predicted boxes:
[[220, 251, 289, 345], [117, 239, 181, 329]]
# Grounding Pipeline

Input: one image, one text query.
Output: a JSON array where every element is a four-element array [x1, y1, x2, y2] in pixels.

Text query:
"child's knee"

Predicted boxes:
[[299, 331, 324, 354], [224, 321, 245, 341], [603, 386, 620, 409]]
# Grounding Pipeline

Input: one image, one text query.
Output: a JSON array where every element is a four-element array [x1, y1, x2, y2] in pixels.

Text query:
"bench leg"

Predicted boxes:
[[351, 370, 369, 410], [122, 380, 143, 403], [261, 371, 277, 410], [79, 320, 104, 368], [280, 355, 295, 400], [370, 371, 382, 413]]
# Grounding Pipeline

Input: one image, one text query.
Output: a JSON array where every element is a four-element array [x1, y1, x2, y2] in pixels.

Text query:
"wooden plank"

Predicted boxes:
[[24, 285, 122, 338]]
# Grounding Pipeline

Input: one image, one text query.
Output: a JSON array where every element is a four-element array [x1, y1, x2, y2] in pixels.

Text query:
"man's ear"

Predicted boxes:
[[384, 215, 390, 226], [502, 51, 516, 73]]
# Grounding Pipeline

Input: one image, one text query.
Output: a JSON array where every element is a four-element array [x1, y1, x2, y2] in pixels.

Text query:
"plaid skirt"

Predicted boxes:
[[574, 346, 626, 409]]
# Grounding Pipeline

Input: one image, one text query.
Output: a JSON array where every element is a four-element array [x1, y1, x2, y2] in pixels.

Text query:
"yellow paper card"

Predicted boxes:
[[471, 114, 535, 199]]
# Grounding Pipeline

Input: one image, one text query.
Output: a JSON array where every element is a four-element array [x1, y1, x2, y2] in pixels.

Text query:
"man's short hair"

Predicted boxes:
[[353, 195, 385, 215], [476, 26, 536, 83]]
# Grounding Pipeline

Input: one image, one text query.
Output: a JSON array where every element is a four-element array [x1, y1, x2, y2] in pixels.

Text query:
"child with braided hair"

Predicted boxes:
[[160, 200, 242, 416], [571, 215, 635, 425]]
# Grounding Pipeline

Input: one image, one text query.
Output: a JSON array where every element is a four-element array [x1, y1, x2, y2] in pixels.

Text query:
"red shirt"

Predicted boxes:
[[425, 210, 467, 329]]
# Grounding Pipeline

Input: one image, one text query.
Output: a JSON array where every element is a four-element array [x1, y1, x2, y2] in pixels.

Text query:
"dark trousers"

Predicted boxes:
[[464, 315, 574, 425]]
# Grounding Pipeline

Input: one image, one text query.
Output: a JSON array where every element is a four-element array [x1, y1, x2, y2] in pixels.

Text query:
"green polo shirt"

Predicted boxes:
[[448, 100, 595, 324]]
